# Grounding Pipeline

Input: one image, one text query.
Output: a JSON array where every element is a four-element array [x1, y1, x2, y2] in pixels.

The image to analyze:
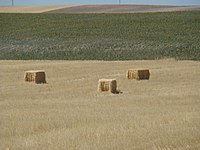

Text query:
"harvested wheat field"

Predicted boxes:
[[0, 60, 200, 150], [1, 5, 199, 14], [0, 5, 76, 13]]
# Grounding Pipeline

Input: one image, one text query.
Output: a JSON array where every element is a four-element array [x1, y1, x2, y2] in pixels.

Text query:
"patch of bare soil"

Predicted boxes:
[[46, 5, 200, 13]]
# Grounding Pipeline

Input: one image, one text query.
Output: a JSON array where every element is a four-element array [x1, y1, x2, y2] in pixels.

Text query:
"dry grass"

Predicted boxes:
[[0, 60, 200, 150]]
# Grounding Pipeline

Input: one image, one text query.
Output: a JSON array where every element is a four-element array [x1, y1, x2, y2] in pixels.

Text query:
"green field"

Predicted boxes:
[[0, 11, 200, 60]]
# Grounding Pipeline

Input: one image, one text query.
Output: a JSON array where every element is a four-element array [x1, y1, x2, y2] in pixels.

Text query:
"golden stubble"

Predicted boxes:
[[0, 60, 200, 150]]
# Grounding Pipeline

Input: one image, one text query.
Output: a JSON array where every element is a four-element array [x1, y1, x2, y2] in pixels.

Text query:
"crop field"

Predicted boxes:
[[1, 7, 200, 149], [0, 6, 75, 13], [47, 5, 200, 14], [0, 11, 200, 60], [0, 60, 200, 150]]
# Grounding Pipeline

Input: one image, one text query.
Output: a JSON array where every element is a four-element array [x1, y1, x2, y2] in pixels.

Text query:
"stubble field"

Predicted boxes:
[[1, 60, 200, 150], [0, 6, 75, 13]]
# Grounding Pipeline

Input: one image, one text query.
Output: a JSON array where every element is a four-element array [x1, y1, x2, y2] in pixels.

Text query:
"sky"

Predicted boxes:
[[0, 0, 200, 6]]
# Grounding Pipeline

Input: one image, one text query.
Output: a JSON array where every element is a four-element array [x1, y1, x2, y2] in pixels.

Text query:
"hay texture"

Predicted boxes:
[[126, 69, 150, 80], [25, 70, 46, 84], [98, 79, 117, 93]]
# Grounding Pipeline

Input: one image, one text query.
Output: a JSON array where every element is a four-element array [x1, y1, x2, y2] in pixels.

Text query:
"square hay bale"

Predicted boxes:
[[126, 69, 150, 80], [25, 70, 46, 84], [98, 79, 117, 93]]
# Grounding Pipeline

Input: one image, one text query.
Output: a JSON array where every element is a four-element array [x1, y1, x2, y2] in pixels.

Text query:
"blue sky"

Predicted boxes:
[[0, 0, 200, 6]]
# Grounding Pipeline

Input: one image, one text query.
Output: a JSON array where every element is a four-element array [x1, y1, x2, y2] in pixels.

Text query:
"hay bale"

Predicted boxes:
[[98, 79, 117, 93], [126, 69, 150, 80], [25, 70, 46, 84]]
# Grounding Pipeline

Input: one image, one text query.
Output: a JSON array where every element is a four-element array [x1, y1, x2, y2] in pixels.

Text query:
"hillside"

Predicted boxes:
[[47, 5, 200, 13], [1, 5, 200, 14]]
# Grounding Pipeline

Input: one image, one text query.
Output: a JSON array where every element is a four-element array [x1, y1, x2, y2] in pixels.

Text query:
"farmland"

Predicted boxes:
[[0, 5, 75, 13], [47, 5, 200, 14], [0, 10, 200, 60], [1, 60, 200, 150], [1, 5, 200, 149]]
